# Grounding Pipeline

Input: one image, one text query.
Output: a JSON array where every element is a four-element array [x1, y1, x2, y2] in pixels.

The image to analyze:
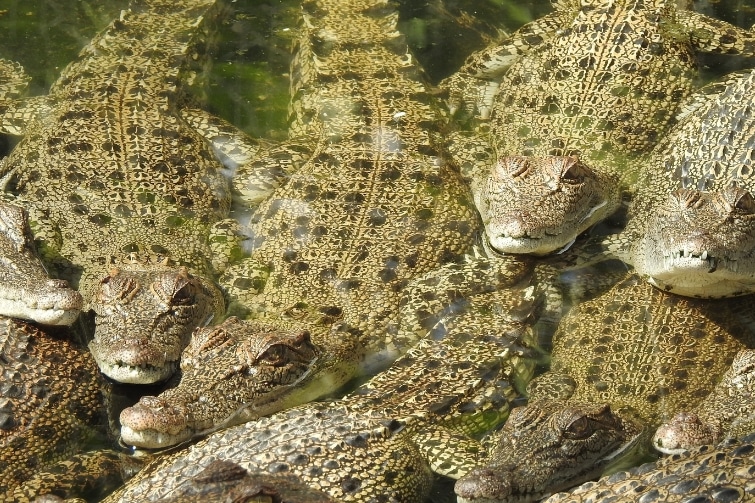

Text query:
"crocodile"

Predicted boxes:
[[0, 0, 261, 384], [455, 270, 755, 503], [653, 348, 755, 455], [605, 68, 755, 298], [543, 432, 755, 503], [0, 201, 82, 325], [0, 201, 101, 497], [105, 270, 541, 502], [114, 0, 493, 450], [442, 0, 755, 256]]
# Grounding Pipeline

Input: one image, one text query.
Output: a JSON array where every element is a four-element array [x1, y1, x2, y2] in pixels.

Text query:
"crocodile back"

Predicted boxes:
[[492, 0, 695, 169], [243, 0, 480, 359], [0, 0, 229, 292], [552, 272, 755, 423]]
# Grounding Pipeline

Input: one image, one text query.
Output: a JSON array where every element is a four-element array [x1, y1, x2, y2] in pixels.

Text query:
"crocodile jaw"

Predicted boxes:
[[119, 317, 337, 448], [640, 251, 755, 298], [0, 286, 82, 326], [637, 187, 755, 298], [96, 359, 178, 385]]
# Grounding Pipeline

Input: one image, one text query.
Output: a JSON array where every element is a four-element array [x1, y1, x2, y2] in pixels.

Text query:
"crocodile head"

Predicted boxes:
[[653, 349, 755, 454], [474, 156, 619, 256], [119, 316, 329, 448], [635, 185, 755, 297], [455, 400, 645, 503], [0, 202, 82, 325], [88, 260, 223, 384]]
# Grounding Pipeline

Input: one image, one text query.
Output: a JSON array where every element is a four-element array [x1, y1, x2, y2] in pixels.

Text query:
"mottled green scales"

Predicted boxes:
[[607, 68, 755, 298], [106, 269, 540, 501], [0, 0, 260, 384], [445, 0, 755, 256], [118, 0, 483, 450], [456, 271, 755, 503]]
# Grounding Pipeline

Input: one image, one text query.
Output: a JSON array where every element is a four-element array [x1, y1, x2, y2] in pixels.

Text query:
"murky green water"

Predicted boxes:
[[0, 0, 754, 501]]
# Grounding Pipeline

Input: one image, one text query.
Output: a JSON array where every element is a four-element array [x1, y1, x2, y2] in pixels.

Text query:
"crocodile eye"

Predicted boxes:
[[258, 344, 292, 367], [171, 282, 195, 305], [496, 156, 530, 179], [733, 190, 755, 214], [560, 156, 588, 184], [258, 330, 313, 367], [563, 415, 592, 440]]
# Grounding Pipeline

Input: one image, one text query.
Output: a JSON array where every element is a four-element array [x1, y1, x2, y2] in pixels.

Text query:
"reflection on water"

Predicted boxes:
[[0, 0, 754, 501]]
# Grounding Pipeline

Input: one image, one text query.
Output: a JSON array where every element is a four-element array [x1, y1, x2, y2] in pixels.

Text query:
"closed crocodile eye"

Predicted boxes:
[[563, 416, 592, 440], [258, 344, 291, 367], [733, 190, 755, 214], [171, 283, 195, 305], [560, 158, 588, 183]]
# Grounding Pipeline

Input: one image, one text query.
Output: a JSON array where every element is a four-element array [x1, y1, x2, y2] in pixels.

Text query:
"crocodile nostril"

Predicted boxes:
[[455, 467, 513, 499], [46, 279, 71, 289]]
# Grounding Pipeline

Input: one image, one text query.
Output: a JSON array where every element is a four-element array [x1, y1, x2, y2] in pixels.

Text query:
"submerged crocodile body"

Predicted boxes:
[[106, 273, 540, 502], [544, 432, 755, 503], [117, 0, 483, 449], [653, 348, 755, 454], [609, 69, 755, 298], [0, 0, 258, 384], [445, 0, 755, 256], [455, 271, 755, 502]]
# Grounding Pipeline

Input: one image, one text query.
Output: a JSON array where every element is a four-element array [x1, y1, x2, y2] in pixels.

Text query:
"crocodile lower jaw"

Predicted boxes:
[[0, 297, 81, 325], [645, 266, 755, 298], [120, 424, 193, 449], [486, 235, 575, 256], [95, 359, 178, 384]]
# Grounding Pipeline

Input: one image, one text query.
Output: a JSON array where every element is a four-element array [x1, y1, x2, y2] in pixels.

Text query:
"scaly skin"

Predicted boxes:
[[0, 0, 258, 384], [0, 316, 105, 499], [444, 0, 755, 256], [0, 202, 82, 325], [613, 69, 755, 297], [116, 0, 486, 449], [105, 272, 540, 502], [653, 349, 755, 454], [544, 432, 755, 503], [455, 271, 755, 502], [0, 200, 125, 501]]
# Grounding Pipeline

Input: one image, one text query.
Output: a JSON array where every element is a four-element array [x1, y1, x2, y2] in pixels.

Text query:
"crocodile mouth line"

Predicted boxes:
[[99, 359, 178, 385], [663, 250, 722, 273]]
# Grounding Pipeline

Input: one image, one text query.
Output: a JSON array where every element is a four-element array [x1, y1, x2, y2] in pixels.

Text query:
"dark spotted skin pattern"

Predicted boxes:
[[545, 433, 755, 503], [456, 271, 755, 502], [445, 0, 755, 256], [0, 0, 245, 384], [0, 317, 105, 500], [106, 272, 540, 502], [117, 0, 484, 448]]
